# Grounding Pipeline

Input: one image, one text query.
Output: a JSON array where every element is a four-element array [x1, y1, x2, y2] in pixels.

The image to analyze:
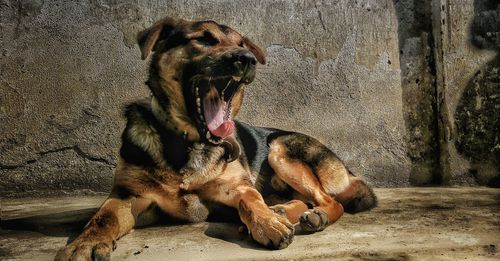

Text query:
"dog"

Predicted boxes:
[[55, 17, 377, 260]]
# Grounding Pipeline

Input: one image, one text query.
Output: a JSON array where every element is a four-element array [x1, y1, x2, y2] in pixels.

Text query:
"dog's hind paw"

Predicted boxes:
[[299, 208, 329, 232]]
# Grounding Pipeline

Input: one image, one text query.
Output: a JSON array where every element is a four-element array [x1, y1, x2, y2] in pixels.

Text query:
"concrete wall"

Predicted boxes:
[[395, 0, 441, 185], [435, 0, 499, 186], [0, 0, 497, 197], [394, 0, 499, 187]]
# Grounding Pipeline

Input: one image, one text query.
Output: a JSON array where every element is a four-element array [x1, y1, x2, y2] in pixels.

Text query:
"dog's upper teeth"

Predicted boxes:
[[232, 75, 242, 82], [196, 94, 202, 115]]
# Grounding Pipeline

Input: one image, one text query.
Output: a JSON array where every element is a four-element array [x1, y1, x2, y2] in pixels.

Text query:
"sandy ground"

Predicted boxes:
[[1, 188, 499, 260]]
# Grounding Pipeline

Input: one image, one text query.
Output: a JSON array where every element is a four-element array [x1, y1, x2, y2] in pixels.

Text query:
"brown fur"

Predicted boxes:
[[55, 17, 376, 260], [268, 140, 344, 231]]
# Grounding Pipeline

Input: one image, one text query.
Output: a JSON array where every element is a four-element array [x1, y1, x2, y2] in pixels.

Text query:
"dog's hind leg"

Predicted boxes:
[[267, 134, 376, 232], [268, 153, 343, 231]]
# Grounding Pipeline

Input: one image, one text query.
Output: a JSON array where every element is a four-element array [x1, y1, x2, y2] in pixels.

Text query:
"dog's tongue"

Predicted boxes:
[[203, 90, 235, 139], [211, 120, 235, 138]]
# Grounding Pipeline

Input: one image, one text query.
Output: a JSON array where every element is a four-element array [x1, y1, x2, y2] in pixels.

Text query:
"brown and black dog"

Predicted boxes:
[[55, 17, 376, 260]]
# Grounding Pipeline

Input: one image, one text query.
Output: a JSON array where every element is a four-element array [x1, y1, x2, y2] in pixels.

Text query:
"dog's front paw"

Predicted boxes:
[[246, 211, 295, 249], [55, 238, 115, 261]]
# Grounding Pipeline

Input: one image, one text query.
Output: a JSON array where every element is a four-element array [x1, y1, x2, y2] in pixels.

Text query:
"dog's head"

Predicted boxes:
[[138, 18, 265, 144]]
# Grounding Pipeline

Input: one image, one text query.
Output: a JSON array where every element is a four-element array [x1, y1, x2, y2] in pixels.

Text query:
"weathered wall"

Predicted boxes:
[[434, 0, 499, 186], [0, 0, 408, 196], [1, 0, 498, 197], [394, 0, 499, 187], [395, 0, 441, 185]]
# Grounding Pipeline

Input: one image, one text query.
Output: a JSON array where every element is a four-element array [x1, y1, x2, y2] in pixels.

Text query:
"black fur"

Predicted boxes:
[[121, 101, 192, 170]]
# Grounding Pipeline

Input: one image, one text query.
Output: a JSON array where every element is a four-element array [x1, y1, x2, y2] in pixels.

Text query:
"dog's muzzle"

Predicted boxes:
[[189, 50, 257, 144]]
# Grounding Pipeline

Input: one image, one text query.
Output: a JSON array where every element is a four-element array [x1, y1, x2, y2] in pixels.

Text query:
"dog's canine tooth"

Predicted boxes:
[[206, 131, 211, 139], [232, 75, 242, 82], [222, 79, 233, 99]]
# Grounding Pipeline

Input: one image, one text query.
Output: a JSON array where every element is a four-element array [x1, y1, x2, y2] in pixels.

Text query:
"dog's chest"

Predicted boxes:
[[178, 143, 227, 190], [152, 148, 245, 222]]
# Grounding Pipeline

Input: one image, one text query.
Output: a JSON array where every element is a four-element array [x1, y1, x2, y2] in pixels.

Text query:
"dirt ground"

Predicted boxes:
[[1, 188, 499, 260]]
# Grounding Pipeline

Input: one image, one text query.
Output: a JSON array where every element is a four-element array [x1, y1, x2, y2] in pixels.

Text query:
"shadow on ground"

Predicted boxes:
[[1, 188, 499, 260], [1, 208, 96, 240]]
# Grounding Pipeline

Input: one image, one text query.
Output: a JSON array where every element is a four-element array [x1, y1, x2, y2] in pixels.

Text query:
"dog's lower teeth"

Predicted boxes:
[[206, 132, 211, 139], [209, 137, 222, 144]]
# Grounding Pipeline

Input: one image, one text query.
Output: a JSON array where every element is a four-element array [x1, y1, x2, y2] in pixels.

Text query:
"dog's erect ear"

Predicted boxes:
[[137, 18, 178, 60], [243, 37, 266, 65]]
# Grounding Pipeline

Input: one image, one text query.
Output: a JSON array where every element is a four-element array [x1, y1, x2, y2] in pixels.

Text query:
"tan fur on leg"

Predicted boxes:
[[268, 141, 344, 230]]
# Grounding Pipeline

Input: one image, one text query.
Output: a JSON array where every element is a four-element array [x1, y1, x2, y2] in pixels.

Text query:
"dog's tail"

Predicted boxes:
[[336, 171, 377, 213]]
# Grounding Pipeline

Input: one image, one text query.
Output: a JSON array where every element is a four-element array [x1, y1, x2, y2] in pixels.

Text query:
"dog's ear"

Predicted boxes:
[[137, 18, 178, 60], [243, 37, 266, 65]]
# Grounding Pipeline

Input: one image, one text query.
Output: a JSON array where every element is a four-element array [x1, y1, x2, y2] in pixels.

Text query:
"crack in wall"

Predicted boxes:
[[314, 1, 327, 32], [0, 146, 116, 170]]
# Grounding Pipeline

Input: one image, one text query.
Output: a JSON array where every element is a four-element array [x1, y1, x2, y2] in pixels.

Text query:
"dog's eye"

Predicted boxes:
[[238, 41, 244, 47], [194, 32, 218, 46]]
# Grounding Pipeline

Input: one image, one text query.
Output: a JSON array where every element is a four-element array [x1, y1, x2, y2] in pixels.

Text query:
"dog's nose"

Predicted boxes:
[[233, 52, 257, 66]]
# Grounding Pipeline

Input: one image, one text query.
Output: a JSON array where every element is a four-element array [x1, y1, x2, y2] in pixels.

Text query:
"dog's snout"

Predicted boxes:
[[233, 52, 257, 66]]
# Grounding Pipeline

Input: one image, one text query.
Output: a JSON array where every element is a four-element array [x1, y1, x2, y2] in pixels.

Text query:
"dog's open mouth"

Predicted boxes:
[[194, 76, 243, 144]]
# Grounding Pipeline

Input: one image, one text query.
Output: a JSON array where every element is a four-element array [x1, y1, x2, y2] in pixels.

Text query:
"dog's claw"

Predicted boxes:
[[247, 211, 295, 250], [269, 205, 287, 216], [55, 240, 113, 261], [92, 243, 111, 261], [179, 182, 189, 190]]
